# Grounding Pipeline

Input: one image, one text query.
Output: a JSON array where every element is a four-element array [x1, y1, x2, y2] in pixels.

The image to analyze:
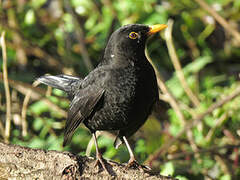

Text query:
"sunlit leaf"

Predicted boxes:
[[160, 162, 174, 176], [24, 9, 35, 25]]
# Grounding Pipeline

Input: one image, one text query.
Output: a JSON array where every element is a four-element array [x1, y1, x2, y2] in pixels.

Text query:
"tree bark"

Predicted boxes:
[[0, 143, 176, 180]]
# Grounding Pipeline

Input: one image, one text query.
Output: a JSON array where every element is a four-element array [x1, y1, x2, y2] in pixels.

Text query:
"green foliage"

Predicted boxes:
[[1, 0, 240, 179]]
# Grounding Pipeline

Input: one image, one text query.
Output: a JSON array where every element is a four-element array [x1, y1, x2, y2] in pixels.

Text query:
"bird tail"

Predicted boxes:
[[37, 74, 81, 93]]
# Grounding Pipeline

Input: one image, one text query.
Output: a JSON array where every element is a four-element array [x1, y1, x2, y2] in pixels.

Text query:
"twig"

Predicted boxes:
[[85, 136, 94, 157], [0, 117, 5, 139], [167, 143, 240, 160], [194, 0, 240, 45], [21, 94, 29, 137], [146, 85, 240, 166], [21, 81, 41, 137], [1, 31, 11, 143], [223, 129, 239, 169], [46, 86, 52, 97], [215, 155, 231, 175], [165, 19, 200, 107], [205, 112, 228, 142], [64, 0, 94, 72], [0, 90, 5, 138]]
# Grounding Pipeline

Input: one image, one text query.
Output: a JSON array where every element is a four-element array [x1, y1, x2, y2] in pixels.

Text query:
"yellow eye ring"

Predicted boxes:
[[129, 32, 138, 39]]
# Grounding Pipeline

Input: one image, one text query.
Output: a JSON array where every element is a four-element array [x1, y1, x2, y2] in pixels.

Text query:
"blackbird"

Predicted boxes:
[[37, 24, 167, 171]]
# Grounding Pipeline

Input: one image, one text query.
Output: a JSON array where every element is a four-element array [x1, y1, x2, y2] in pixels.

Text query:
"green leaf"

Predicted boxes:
[[203, 156, 214, 169], [175, 175, 189, 180], [48, 96, 59, 104], [52, 89, 66, 96], [63, 13, 74, 32], [28, 137, 45, 148], [144, 5, 168, 25], [160, 162, 175, 176], [220, 174, 231, 180], [204, 116, 215, 127], [98, 135, 113, 148], [104, 146, 117, 159], [183, 56, 212, 75], [166, 56, 212, 98], [47, 135, 63, 151], [39, 124, 50, 139], [31, 0, 47, 9], [168, 109, 183, 136], [135, 139, 146, 154], [24, 9, 35, 25], [193, 128, 206, 146], [33, 117, 44, 131], [29, 101, 49, 115], [71, 128, 91, 148]]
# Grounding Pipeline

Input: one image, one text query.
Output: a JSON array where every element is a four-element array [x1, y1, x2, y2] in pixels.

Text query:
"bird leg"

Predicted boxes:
[[123, 136, 151, 170], [92, 133, 108, 172]]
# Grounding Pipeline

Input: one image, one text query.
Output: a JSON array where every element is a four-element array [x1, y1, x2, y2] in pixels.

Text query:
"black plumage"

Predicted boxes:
[[37, 24, 167, 170]]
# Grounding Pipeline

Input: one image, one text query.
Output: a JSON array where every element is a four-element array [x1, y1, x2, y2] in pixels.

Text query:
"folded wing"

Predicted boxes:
[[63, 88, 105, 146]]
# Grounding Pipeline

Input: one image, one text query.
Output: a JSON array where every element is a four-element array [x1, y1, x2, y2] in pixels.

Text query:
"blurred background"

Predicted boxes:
[[1, 0, 240, 179]]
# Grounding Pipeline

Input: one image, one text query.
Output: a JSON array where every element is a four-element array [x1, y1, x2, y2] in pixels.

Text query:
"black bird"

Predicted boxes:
[[37, 24, 167, 170]]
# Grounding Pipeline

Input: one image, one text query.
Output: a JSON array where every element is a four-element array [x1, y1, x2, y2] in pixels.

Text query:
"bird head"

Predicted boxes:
[[103, 24, 167, 63]]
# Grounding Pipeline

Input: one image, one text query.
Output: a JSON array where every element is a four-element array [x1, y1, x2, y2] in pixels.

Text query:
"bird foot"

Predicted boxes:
[[126, 158, 151, 172], [94, 154, 109, 173], [61, 164, 77, 179]]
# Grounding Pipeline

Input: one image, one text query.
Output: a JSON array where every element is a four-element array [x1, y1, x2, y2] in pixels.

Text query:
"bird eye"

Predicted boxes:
[[129, 32, 138, 39]]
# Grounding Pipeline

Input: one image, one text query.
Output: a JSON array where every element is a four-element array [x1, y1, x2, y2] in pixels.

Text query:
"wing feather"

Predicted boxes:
[[63, 88, 105, 146]]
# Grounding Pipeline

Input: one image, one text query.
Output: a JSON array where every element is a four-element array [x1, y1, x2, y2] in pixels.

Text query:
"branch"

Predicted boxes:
[[165, 19, 200, 107], [1, 32, 11, 142], [0, 143, 176, 179]]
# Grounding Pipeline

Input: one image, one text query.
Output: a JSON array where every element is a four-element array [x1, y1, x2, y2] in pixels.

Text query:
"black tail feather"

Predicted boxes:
[[37, 74, 81, 93]]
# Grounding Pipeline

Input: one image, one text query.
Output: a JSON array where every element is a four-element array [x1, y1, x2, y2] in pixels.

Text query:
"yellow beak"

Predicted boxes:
[[147, 24, 168, 36]]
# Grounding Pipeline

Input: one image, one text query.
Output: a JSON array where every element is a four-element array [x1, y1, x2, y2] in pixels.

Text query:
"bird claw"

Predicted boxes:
[[94, 154, 109, 173], [126, 158, 151, 172]]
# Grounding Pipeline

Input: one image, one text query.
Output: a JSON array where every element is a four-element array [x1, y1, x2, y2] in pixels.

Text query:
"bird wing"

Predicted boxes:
[[63, 87, 105, 146]]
